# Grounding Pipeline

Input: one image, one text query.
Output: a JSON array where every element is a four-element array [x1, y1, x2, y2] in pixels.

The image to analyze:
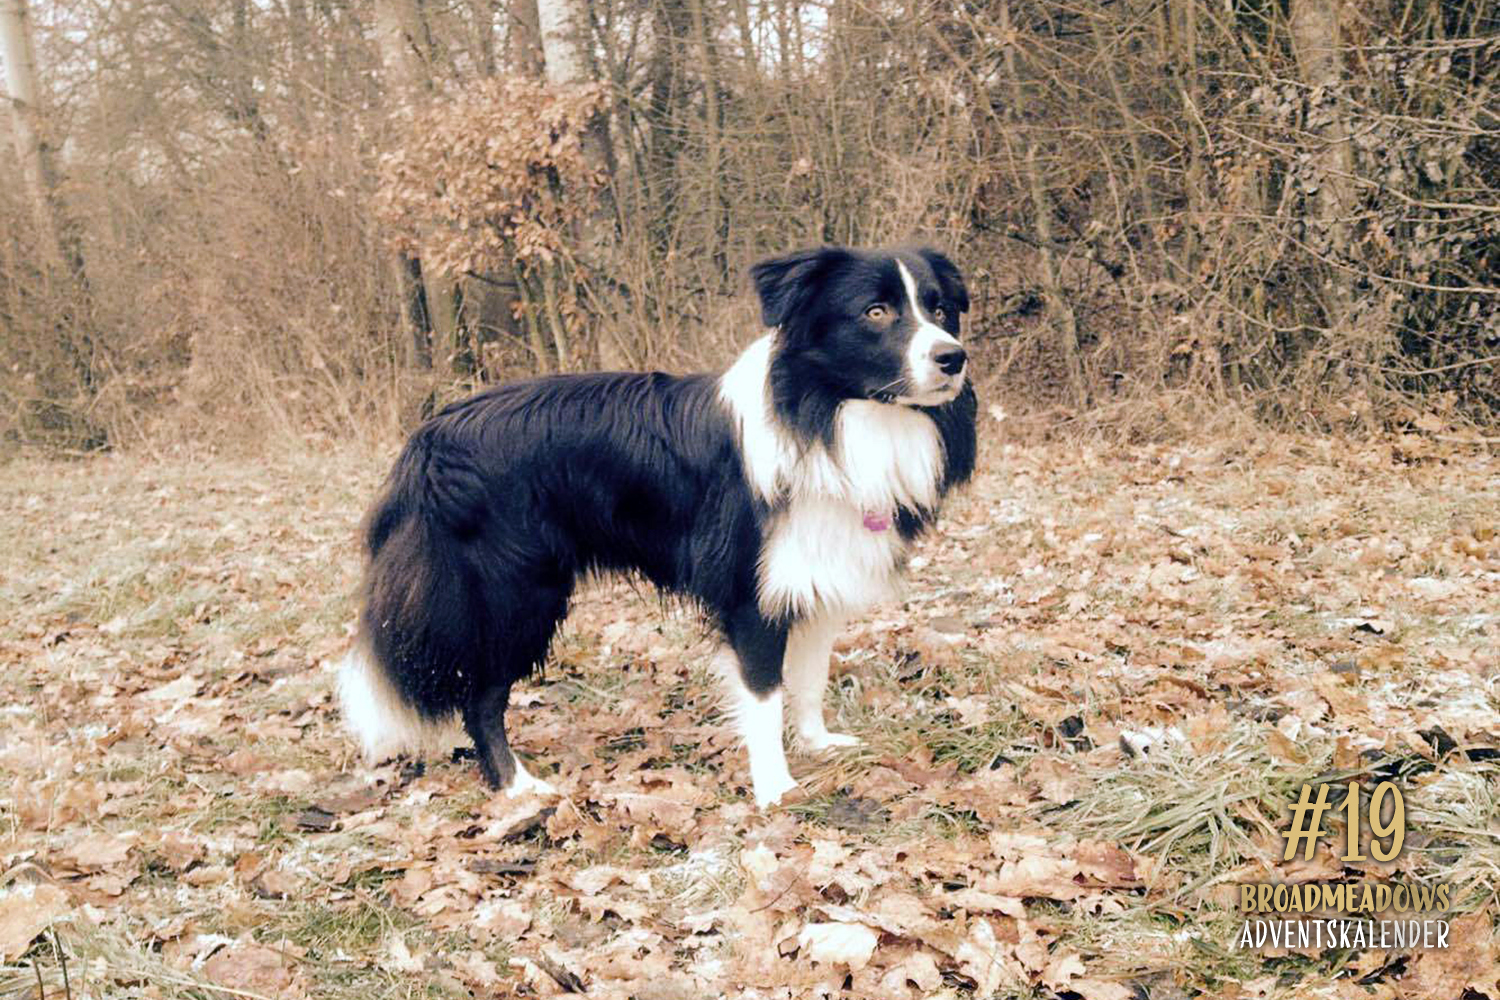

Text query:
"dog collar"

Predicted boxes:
[[862, 510, 893, 532]]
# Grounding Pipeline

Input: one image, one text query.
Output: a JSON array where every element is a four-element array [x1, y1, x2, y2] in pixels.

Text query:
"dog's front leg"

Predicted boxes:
[[785, 615, 861, 751], [721, 605, 797, 808]]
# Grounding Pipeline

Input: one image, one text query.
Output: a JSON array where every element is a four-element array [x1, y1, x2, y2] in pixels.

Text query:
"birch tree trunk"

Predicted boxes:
[[537, 0, 625, 367], [537, 0, 617, 206], [2, 0, 66, 273], [536, 0, 584, 85], [2, 0, 100, 416]]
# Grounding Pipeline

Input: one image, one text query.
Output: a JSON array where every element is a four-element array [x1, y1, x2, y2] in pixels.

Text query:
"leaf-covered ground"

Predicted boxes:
[[2, 428, 1498, 999]]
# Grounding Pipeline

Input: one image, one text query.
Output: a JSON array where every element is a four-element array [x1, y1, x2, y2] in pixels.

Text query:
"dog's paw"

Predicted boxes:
[[752, 772, 801, 810], [801, 731, 862, 752], [503, 766, 560, 800]]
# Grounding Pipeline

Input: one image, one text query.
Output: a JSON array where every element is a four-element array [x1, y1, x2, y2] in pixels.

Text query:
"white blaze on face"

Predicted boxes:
[[896, 260, 964, 403]]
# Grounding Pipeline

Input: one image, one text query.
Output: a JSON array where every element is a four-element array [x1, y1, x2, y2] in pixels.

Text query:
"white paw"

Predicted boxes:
[[801, 730, 862, 752], [502, 764, 559, 799], [752, 771, 800, 810]]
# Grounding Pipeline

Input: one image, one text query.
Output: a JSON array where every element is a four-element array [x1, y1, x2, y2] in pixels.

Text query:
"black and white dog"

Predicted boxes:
[[338, 246, 976, 807]]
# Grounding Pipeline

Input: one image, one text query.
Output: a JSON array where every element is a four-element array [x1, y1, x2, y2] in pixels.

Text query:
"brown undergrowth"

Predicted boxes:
[[1, 422, 1497, 999]]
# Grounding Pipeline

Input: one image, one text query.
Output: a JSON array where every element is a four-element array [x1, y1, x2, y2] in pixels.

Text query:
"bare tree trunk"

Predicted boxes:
[[376, 0, 458, 370], [775, 0, 792, 77], [536, 0, 583, 84], [688, 0, 729, 286], [647, 0, 691, 251], [731, 0, 755, 67], [2, 0, 100, 415], [1289, 0, 1355, 334], [539, 0, 617, 214], [2, 0, 66, 272], [1169, 0, 1204, 285], [468, 0, 498, 76], [999, 1, 1085, 406], [507, 0, 545, 76], [538, 0, 624, 367]]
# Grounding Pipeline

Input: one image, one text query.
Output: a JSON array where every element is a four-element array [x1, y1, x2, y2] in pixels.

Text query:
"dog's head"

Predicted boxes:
[[751, 246, 970, 407]]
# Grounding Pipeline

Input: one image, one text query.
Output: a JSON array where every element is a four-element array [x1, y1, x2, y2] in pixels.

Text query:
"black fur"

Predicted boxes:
[[352, 246, 977, 793]]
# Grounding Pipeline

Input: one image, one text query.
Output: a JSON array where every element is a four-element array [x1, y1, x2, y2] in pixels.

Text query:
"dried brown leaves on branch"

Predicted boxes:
[[3, 0, 1496, 446], [376, 77, 607, 278]]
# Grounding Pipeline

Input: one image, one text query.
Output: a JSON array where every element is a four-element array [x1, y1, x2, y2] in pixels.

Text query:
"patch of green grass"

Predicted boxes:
[[263, 891, 416, 958], [923, 713, 1038, 774], [183, 784, 304, 839]]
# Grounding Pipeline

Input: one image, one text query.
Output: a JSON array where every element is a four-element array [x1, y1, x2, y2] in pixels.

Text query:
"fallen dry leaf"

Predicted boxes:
[[60, 831, 134, 872], [0, 882, 71, 961], [202, 941, 301, 996]]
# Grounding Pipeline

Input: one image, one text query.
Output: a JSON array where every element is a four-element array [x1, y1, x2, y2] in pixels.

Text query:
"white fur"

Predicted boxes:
[[719, 333, 946, 514], [896, 260, 965, 405], [337, 643, 464, 764], [758, 499, 908, 617], [718, 334, 945, 619], [718, 334, 793, 505], [504, 758, 559, 799], [340, 644, 554, 797], [784, 615, 859, 750], [715, 648, 797, 807], [826, 399, 944, 512]]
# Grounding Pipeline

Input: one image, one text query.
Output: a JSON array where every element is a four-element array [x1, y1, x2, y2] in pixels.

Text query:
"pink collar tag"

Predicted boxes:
[[862, 510, 893, 532]]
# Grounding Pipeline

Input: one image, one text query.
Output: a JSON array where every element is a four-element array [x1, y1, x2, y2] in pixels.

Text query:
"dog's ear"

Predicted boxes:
[[750, 247, 849, 329], [917, 248, 970, 314]]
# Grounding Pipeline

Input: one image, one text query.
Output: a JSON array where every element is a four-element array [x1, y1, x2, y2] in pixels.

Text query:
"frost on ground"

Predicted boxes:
[[1, 432, 1497, 999]]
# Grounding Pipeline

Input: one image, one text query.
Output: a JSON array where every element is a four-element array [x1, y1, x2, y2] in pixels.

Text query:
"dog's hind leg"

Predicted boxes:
[[784, 615, 860, 751], [464, 681, 557, 798], [721, 604, 797, 808], [462, 577, 568, 798]]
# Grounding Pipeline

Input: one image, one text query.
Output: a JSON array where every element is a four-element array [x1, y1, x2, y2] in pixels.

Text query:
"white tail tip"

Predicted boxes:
[[336, 643, 463, 764]]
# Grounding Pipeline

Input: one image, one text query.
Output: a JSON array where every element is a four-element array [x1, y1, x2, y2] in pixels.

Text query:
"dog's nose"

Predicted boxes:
[[931, 343, 967, 376]]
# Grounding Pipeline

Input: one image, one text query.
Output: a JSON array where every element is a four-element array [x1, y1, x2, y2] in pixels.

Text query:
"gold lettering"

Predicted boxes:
[[1320, 883, 1345, 913], [1369, 782, 1405, 860]]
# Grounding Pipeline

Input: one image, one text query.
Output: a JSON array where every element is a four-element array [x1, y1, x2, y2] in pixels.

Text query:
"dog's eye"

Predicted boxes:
[[933, 306, 948, 323], [865, 304, 892, 322]]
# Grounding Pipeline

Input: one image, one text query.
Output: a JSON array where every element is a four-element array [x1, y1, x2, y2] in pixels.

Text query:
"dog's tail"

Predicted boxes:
[[338, 429, 485, 764]]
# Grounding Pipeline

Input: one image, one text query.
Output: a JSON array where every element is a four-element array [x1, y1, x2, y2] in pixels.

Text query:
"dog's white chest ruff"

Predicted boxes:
[[719, 335, 945, 617]]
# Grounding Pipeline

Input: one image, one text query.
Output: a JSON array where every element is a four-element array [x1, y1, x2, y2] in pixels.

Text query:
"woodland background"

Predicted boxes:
[[4, 3, 1500, 998], [1, 0, 1497, 451]]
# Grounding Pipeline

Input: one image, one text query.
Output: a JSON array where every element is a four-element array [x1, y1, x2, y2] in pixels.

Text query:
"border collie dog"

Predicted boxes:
[[338, 246, 976, 807]]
